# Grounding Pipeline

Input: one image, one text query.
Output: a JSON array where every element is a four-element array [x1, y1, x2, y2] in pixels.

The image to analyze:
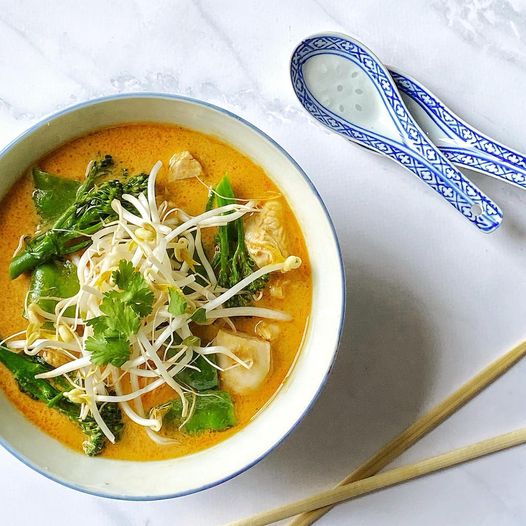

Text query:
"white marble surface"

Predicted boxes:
[[2, 0, 526, 524]]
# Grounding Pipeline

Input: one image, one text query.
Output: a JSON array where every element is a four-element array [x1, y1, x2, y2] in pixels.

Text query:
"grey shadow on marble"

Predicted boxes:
[[250, 258, 438, 494]]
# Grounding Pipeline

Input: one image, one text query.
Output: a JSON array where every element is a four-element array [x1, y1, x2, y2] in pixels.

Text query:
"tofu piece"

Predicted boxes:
[[214, 329, 271, 395], [168, 151, 204, 181], [244, 200, 288, 268]]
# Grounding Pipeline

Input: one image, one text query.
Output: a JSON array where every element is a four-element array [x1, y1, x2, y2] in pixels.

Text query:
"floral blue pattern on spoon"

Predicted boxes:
[[390, 69, 526, 191], [290, 33, 503, 233]]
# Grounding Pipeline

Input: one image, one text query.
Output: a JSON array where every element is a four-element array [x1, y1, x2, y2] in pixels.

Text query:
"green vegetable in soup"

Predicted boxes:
[[167, 287, 188, 316], [28, 260, 80, 317], [164, 336, 218, 390], [190, 307, 207, 323], [0, 343, 68, 398], [0, 346, 123, 456], [32, 168, 81, 222], [9, 155, 149, 279], [77, 401, 123, 456], [176, 354, 218, 391], [210, 176, 268, 307], [159, 390, 236, 434]]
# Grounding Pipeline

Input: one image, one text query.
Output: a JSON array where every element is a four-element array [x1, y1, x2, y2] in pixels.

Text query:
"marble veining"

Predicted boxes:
[[434, 0, 526, 67]]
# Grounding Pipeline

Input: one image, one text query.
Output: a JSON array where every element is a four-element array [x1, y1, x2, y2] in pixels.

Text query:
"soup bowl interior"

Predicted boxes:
[[0, 94, 345, 499]]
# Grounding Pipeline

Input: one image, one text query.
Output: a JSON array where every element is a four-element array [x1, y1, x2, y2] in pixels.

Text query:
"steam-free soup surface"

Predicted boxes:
[[0, 124, 311, 460]]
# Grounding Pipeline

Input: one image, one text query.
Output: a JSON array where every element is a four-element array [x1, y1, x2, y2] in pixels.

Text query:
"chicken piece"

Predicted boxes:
[[214, 329, 271, 394], [168, 151, 204, 181], [244, 200, 288, 268]]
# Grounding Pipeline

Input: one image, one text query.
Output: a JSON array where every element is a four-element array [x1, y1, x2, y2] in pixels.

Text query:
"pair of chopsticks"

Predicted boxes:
[[228, 340, 526, 526]]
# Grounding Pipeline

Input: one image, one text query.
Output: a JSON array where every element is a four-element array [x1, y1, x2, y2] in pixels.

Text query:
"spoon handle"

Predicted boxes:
[[391, 69, 526, 190], [394, 142, 503, 232], [442, 148, 526, 190]]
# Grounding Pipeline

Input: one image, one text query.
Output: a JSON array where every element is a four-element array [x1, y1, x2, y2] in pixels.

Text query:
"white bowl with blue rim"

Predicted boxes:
[[0, 94, 345, 500]]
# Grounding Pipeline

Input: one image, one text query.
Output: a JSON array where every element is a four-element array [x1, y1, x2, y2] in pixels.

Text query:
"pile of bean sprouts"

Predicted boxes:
[[4, 161, 301, 444]]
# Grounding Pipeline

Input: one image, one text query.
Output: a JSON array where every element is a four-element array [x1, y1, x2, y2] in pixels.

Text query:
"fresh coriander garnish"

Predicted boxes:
[[86, 260, 154, 366]]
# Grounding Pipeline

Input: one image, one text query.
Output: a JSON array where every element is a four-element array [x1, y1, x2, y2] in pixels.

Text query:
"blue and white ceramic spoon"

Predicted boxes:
[[320, 65, 526, 191], [290, 33, 503, 233], [389, 69, 526, 191]]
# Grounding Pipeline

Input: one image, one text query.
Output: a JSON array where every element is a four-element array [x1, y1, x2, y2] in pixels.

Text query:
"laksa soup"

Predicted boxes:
[[0, 124, 311, 460]]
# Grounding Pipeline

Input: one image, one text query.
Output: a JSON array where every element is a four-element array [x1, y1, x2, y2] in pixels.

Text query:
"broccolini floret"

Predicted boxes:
[[9, 155, 149, 279], [0, 346, 123, 456]]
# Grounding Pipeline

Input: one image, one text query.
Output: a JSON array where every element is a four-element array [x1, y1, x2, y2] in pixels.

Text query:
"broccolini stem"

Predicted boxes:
[[9, 156, 149, 279], [214, 177, 235, 289], [210, 175, 268, 306]]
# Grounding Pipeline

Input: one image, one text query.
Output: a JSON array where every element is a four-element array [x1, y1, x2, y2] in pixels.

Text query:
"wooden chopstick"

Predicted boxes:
[[288, 340, 526, 526], [229, 428, 526, 526]]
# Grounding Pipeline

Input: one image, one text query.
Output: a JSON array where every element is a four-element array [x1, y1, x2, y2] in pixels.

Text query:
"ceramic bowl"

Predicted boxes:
[[0, 94, 345, 499]]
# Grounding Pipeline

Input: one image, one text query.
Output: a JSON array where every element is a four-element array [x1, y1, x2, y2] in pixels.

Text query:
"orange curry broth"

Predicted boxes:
[[0, 123, 311, 460]]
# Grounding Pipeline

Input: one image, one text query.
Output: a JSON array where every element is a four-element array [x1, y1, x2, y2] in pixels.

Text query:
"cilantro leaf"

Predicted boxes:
[[168, 287, 187, 316], [99, 292, 141, 338], [86, 315, 110, 335], [85, 259, 155, 366], [111, 260, 135, 289], [86, 336, 131, 367], [112, 260, 154, 317]]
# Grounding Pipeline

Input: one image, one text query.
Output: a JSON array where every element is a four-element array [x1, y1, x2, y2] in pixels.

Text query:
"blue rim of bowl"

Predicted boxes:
[[0, 92, 347, 500]]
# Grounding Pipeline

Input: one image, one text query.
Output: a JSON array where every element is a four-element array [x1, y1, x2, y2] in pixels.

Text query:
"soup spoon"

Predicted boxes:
[[290, 33, 503, 233], [353, 69, 526, 191], [390, 68, 526, 191]]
